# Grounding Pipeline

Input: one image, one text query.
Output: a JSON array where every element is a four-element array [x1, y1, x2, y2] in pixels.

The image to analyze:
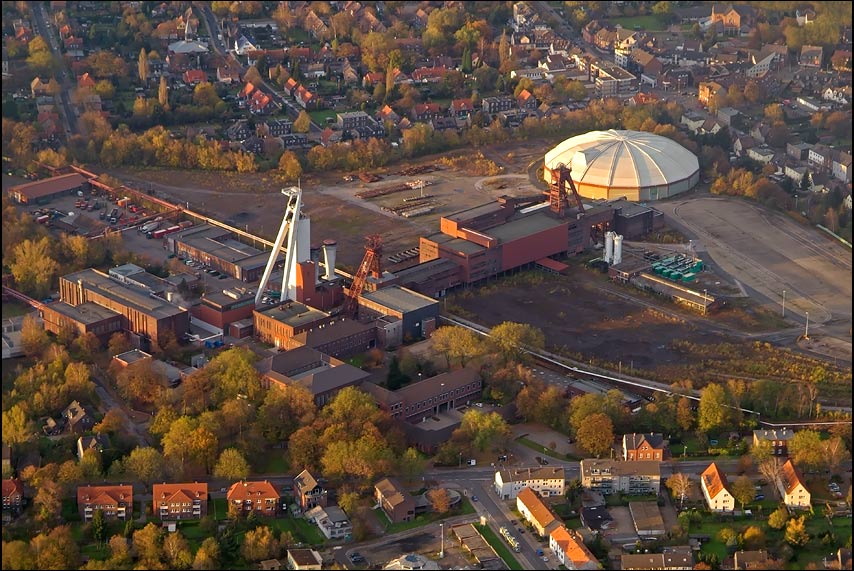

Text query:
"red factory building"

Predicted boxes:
[[419, 194, 613, 285]]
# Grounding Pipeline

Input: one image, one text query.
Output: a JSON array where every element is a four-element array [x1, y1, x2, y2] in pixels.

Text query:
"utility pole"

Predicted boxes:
[[439, 523, 445, 559], [781, 290, 786, 317], [804, 311, 809, 339]]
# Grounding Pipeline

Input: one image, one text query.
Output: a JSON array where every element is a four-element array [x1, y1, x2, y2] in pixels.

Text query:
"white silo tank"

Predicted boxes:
[[605, 231, 615, 264], [615, 234, 624, 265]]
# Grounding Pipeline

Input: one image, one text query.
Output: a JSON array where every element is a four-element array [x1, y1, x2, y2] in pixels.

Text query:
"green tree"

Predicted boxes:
[[731, 475, 755, 511], [26, 36, 55, 74], [277, 150, 302, 182], [788, 430, 824, 473], [124, 446, 165, 488], [576, 413, 614, 457], [386, 356, 409, 390], [768, 505, 789, 530], [293, 110, 311, 133], [652, 1, 672, 15], [10, 237, 58, 299], [213, 448, 250, 481], [458, 410, 511, 452], [490, 321, 545, 364], [398, 447, 426, 484], [784, 515, 809, 546], [192, 82, 222, 108], [205, 347, 261, 404], [697, 383, 735, 434], [92, 509, 106, 546], [257, 383, 316, 445]]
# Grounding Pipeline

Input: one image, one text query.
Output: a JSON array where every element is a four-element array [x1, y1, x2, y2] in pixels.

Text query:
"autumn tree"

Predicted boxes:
[[34, 479, 63, 525], [427, 488, 452, 514], [158, 75, 169, 110], [768, 505, 789, 530], [293, 110, 311, 133], [741, 525, 766, 549], [1, 541, 36, 570], [731, 475, 756, 511], [138, 47, 149, 84], [241, 526, 279, 562], [26, 36, 54, 74], [133, 522, 164, 568], [576, 413, 614, 458], [108, 332, 131, 357], [10, 237, 58, 299], [277, 150, 302, 182], [31, 525, 80, 570], [568, 390, 627, 436], [398, 447, 426, 484], [19, 313, 50, 359], [257, 383, 316, 445], [490, 321, 545, 364], [116, 358, 166, 408], [192, 537, 220, 570], [163, 531, 192, 570], [784, 515, 809, 546], [431, 326, 483, 368], [666, 473, 693, 509], [205, 347, 262, 404], [213, 448, 250, 481], [458, 410, 511, 452]]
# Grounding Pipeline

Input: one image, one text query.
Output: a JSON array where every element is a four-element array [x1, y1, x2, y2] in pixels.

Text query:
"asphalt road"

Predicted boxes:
[[31, 2, 77, 136]]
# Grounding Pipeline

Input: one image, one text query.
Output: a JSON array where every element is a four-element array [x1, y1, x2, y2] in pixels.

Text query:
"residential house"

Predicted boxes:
[[259, 560, 281, 571], [631, 48, 663, 86], [2, 479, 24, 517], [320, 127, 341, 147], [482, 96, 515, 116], [183, 69, 206, 85], [265, 120, 292, 138], [776, 459, 810, 509], [698, 81, 725, 106], [809, 145, 833, 172], [516, 89, 538, 111], [580, 459, 661, 495], [226, 120, 252, 142], [411, 66, 447, 83], [700, 462, 735, 512], [622, 433, 668, 461], [549, 524, 601, 570], [283, 77, 299, 96], [746, 51, 779, 78], [823, 87, 851, 105], [747, 147, 775, 164], [752, 429, 795, 456], [1, 445, 10, 474], [516, 487, 559, 538], [282, 134, 308, 149], [411, 103, 442, 122], [226, 480, 280, 517], [248, 90, 276, 114], [831, 49, 852, 71], [62, 400, 95, 434], [77, 434, 110, 461], [681, 111, 707, 133], [294, 85, 317, 109], [450, 98, 474, 119], [376, 104, 400, 125], [717, 107, 739, 127], [303, 63, 326, 80], [31, 77, 50, 98], [337, 111, 373, 131], [733, 135, 756, 157], [77, 484, 133, 521], [375, 477, 415, 523], [362, 71, 384, 88], [217, 59, 241, 84], [832, 152, 852, 183], [305, 505, 352, 539], [294, 469, 327, 512], [734, 550, 770, 570], [787, 142, 812, 161], [77, 73, 96, 89], [800, 45, 823, 68], [785, 164, 809, 185], [622, 546, 694, 570], [152, 482, 208, 520], [287, 549, 323, 570], [493, 466, 566, 500]]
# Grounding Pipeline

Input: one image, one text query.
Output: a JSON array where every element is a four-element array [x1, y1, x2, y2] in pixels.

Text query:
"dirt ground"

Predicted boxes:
[[449, 269, 733, 372], [107, 140, 552, 269]]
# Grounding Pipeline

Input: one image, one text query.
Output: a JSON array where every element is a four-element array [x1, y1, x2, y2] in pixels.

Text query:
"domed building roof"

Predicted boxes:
[[543, 130, 700, 201]]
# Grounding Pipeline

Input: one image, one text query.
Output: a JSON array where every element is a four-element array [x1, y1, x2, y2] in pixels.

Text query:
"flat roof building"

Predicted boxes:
[[41, 300, 124, 343], [253, 301, 333, 349], [359, 285, 439, 341], [169, 224, 281, 282], [58, 268, 189, 347]]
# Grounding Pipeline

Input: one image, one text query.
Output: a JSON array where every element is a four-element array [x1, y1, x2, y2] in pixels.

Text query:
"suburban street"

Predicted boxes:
[[30, 1, 77, 136]]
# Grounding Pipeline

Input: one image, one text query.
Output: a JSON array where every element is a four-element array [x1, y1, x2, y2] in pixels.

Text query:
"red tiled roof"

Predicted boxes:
[[2, 479, 23, 499], [701, 462, 730, 499], [77, 484, 133, 507], [226, 480, 279, 502], [152, 482, 208, 506], [517, 487, 557, 529]]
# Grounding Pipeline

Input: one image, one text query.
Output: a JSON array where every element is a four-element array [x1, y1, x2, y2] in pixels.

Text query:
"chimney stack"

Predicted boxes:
[[322, 239, 337, 281], [310, 244, 322, 284]]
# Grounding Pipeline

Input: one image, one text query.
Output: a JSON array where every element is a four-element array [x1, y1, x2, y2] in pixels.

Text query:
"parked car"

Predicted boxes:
[[754, 494, 765, 501]]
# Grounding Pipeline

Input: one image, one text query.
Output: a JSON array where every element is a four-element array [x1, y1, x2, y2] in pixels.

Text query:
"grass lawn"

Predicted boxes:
[[606, 14, 669, 31], [475, 524, 524, 571], [515, 436, 580, 461], [1, 301, 31, 319], [260, 452, 289, 475], [309, 109, 338, 126], [265, 516, 327, 545], [210, 498, 229, 520]]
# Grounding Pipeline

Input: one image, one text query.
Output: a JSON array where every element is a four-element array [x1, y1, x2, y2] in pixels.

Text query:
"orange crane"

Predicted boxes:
[[344, 234, 383, 317]]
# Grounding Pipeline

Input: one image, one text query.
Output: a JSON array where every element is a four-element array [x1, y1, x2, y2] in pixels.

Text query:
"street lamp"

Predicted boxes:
[[804, 311, 809, 340], [439, 523, 445, 559], [781, 290, 786, 317], [459, 452, 463, 468]]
